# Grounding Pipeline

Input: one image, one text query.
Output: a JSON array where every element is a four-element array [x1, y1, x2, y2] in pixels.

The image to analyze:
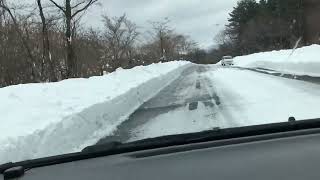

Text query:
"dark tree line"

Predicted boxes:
[[208, 0, 320, 63], [0, 1, 197, 87], [227, 0, 304, 54]]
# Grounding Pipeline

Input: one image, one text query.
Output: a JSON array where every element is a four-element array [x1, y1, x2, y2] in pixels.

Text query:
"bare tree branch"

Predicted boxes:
[[72, 1, 86, 9], [72, 0, 98, 18], [0, 1, 38, 81], [48, 0, 65, 13]]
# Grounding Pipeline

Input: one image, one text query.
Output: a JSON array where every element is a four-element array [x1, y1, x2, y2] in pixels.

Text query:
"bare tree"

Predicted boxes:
[[102, 14, 139, 70], [214, 30, 230, 45], [36, 0, 57, 82], [0, 0, 38, 81], [171, 34, 197, 58], [48, 0, 98, 78], [149, 18, 172, 61], [1, 2, 201, 87], [0, 0, 4, 25]]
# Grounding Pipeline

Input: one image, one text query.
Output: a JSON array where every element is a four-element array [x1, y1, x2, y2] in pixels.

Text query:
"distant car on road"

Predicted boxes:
[[221, 56, 234, 66]]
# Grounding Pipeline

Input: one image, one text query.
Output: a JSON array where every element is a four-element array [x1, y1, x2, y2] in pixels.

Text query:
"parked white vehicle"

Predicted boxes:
[[221, 56, 234, 66]]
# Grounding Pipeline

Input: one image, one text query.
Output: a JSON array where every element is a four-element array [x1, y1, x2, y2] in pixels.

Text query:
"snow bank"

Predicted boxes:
[[206, 68, 320, 127], [234, 45, 320, 76], [0, 61, 190, 164]]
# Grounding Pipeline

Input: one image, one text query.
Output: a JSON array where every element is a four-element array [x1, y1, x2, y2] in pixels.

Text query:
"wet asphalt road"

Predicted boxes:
[[97, 65, 221, 144]]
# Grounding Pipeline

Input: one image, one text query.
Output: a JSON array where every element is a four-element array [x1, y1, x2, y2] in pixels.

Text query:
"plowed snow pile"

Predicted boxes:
[[0, 61, 190, 163], [234, 45, 320, 76]]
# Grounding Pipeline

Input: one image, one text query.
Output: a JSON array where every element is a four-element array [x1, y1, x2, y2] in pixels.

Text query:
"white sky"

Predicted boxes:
[[82, 0, 239, 49]]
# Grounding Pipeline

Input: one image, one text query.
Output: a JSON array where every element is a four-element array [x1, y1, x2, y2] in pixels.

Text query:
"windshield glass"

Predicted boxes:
[[1, 0, 320, 164]]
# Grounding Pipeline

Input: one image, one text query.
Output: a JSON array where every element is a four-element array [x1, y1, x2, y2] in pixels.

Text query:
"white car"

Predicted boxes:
[[221, 56, 234, 66]]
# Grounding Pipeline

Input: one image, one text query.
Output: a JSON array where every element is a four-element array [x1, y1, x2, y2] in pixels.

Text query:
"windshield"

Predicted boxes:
[[1, 0, 320, 164]]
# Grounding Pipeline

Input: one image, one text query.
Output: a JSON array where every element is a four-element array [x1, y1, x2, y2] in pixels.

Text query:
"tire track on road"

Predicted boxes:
[[97, 65, 224, 144]]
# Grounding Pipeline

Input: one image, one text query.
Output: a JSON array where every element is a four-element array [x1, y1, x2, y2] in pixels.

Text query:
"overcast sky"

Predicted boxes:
[[82, 0, 239, 49]]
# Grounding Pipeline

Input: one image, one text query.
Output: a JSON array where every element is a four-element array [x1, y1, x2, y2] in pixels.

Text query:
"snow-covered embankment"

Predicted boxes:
[[0, 61, 190, 163], [234, 45, 320, 76]]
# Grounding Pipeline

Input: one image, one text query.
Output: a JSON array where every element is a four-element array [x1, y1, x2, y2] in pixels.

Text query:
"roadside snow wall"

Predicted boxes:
[[0, 61, 190, 164], [233, 45, 320, 76]]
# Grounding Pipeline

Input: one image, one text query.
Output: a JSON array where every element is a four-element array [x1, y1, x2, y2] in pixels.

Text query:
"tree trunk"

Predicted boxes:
[[159, 30, 165, 60], [65, 0, 77, 78], [37, 0, 57, 82]]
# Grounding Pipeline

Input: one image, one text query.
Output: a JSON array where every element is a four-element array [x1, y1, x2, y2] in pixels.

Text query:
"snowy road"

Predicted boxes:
[[97, 65, 234, 144], [2, 61, 320, 164], [3, 46, 320, 164], [98, 64, 320, 143]]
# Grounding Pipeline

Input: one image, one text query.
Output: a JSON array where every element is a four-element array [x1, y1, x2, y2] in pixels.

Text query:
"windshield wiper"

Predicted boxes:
[[2, 117, 320, 178]]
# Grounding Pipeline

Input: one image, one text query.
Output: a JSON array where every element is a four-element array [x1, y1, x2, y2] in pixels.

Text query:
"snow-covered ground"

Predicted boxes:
[[206, 68, 320, 125], [130, 66, 320, 141], [130, 103, 220, 141], [233, 45, 320, 77], [129, 66, 229, 141], [2, 44, 320, 164], [0, 61, 190, 164]]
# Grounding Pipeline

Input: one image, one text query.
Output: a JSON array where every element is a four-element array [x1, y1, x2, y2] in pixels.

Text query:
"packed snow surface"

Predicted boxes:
[[206, 68, 320, 125], [233, 45, 320, 76], [2, 44, 320, 164], [0, 61, 190, 164], [129, 66, 320, 141]]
